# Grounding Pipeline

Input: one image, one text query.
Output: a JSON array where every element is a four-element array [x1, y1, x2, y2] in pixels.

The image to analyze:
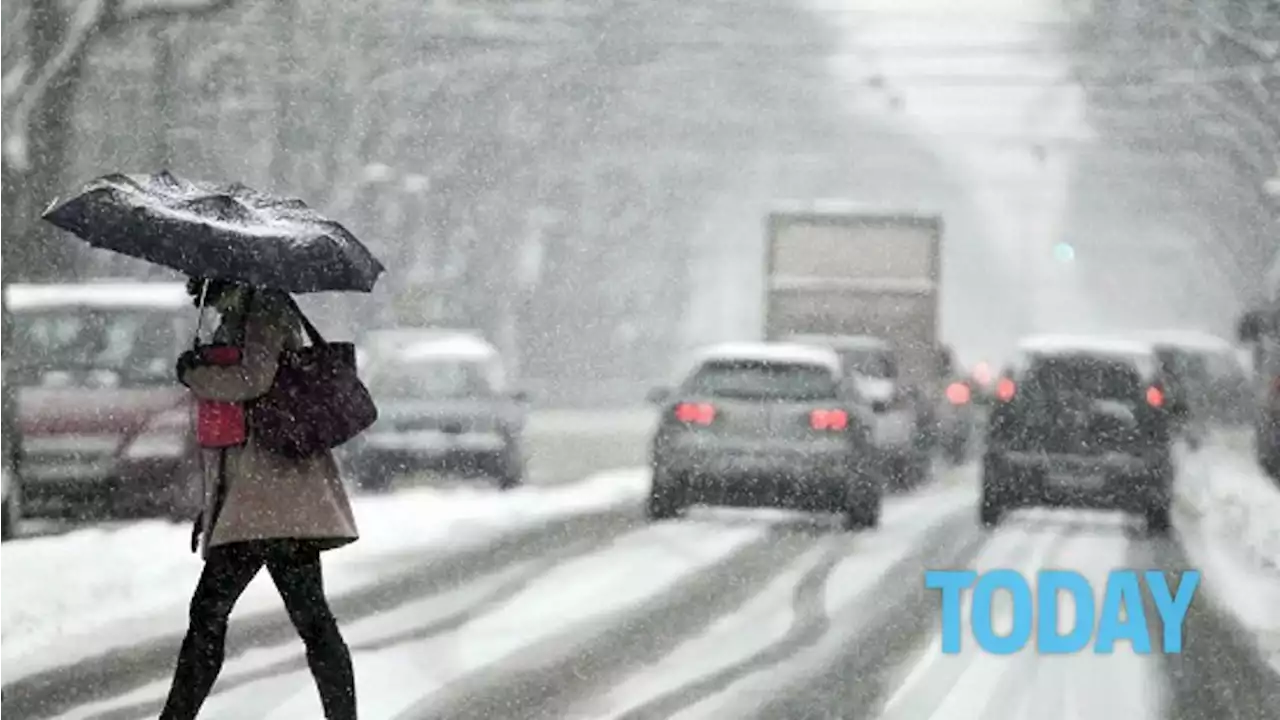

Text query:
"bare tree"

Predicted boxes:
[[1, 0, 239, 283]]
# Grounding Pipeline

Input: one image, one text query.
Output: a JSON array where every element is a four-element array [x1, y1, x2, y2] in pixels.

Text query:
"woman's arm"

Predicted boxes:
[[180, 294, 288, 402]]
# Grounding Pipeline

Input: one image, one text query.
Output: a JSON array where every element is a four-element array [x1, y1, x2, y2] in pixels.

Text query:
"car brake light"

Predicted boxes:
[[674, 402, 715, 425], [946, 381, 971, 405], [1145, 386, 1164, 408], [995, 378, 1016, 402], [810, 409, 849, 431]]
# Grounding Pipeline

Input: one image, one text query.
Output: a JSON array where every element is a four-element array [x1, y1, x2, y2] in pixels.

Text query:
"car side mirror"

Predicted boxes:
[[1238, 309, 1270, 343], [646, 386, 670, 405]]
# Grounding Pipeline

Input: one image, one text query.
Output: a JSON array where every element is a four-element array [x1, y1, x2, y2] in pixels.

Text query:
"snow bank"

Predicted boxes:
[[1175, 435, 1280, 673], [1, 468, 649, 684]]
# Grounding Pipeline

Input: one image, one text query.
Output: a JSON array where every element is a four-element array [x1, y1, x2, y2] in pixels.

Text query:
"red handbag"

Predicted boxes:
[[194, 344, 247, 448]]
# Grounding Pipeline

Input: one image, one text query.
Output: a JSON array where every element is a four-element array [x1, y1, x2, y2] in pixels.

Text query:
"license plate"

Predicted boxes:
[[1048, 472, 1104, 489]]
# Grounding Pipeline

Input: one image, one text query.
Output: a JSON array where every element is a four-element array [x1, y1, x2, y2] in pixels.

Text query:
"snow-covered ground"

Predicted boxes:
[[52, 481, 978, 720], [0, 468, 650, 684], [578, 483, 975, 718], [1174, 431, 1280, 673]]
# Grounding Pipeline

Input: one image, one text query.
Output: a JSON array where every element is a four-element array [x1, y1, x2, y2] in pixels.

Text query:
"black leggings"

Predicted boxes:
[[160, 541, 356, 720]]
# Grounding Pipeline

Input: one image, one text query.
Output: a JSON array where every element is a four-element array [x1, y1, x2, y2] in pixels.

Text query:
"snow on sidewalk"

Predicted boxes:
[[1174, 435, 1280, 673], [1, 468, 650, 685]]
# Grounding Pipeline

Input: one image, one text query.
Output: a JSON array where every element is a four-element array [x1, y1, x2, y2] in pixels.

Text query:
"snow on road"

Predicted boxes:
[[16, 448, 1280, 720], [879, 512, 1162, 720], [57, 519, 766, 720], [49, 476, 978, 720], [1, 468, 650, 684], [578, 482, 977, 718]]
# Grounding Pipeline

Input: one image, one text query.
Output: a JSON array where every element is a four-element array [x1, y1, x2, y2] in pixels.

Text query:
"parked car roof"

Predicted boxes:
[[5, 281, 189, 311]]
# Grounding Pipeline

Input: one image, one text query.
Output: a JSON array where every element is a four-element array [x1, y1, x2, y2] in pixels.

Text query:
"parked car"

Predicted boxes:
[[1239, 306, 1280, 479], [2, 311, 19, 540], [645, 342, 883, 529], [343, 332, 528, 491], [981, 335, 1175, 534], [5, 281, 202, 520]]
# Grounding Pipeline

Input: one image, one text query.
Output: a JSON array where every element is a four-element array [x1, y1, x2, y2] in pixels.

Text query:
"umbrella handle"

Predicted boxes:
[[192, 279, 210, 349]]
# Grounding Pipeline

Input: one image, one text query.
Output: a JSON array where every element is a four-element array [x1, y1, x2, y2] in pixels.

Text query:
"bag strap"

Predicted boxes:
[[282, 294, 326, 346]]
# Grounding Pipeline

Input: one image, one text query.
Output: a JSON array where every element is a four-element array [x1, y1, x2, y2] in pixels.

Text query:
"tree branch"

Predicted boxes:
[[2, 0, 109, 171], [102, 0, 237, 32], [2, 0, 240, 173], [1195, 3, 1279, 62]]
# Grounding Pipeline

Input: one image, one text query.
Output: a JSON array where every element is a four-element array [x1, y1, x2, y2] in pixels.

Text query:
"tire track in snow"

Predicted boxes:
[[866, 516, 1092, 720], [400, 479, 978, 720], [3, 509, 639, 720], [606, 509, 983, 720], [395, 522, 833, 720], [735, 514, 1086, 720]]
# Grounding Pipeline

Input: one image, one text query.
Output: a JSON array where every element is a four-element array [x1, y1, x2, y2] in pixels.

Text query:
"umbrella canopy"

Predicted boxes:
[[42, 171, 386, 293]]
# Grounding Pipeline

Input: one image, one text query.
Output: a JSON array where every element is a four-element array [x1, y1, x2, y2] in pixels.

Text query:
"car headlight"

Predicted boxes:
[[123, 408, 190, 460]]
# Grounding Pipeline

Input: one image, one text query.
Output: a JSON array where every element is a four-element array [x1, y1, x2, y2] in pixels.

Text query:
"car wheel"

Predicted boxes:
[[646, 464, 683, 521], [843, 494, 881, 531], [2, 479, 19, 542], [979, 493, 1003, 528], [483, 446, 524, 491], [1145, 502, 1171, 535], [496, 464, 523, 491]]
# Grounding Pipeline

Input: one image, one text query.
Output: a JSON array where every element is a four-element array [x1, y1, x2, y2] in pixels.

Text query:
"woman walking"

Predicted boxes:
[[160, 278, 359, 720]]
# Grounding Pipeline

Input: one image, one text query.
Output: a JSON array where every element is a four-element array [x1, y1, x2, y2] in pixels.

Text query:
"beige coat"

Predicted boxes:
[[181, 290, 358, 557]]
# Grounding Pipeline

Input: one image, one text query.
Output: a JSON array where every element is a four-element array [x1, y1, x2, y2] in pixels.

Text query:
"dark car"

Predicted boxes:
[[0, 356, 17, 535], [981, 335, 1174, 534], [343, 333, 527, 491], [645, 342, 883, 530], [6, 281, 202, 521]]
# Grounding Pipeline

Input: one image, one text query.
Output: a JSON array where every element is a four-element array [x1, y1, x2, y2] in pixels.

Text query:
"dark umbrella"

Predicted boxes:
[[42, 170, 386, 293]]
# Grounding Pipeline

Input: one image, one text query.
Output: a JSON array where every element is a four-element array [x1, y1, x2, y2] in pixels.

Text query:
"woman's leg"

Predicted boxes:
[[267, 546, 356, 720], [160, 543, 265, 720]]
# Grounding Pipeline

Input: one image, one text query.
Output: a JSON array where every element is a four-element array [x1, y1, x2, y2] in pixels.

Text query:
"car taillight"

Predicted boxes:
[[946, 381, 971, 405], [810, 409, 849, 431], [995, 378, 1016, 402], [674, 402, 715, 425], [1145, 386, 1164, 408]]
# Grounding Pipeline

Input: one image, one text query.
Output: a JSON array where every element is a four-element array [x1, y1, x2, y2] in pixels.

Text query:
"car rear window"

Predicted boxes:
[[1026, 355, 1144, 403], [685, 359, 839, 400]]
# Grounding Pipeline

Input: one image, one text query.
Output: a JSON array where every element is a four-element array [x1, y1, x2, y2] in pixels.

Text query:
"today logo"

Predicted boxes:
[[925, 569, 1202, 655]]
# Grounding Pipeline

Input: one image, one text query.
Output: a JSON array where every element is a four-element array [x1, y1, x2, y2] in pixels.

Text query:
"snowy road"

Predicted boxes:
[[6, 443, 1279, 720]]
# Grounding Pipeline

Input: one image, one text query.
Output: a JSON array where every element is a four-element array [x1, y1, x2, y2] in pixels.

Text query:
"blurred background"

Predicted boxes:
[[3, 0, 1276, 407]]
